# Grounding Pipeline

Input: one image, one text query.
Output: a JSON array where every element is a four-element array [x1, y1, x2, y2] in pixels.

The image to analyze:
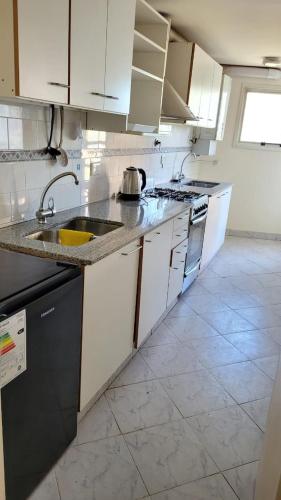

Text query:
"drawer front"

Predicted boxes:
[[167, 260, 185, 307], [173, 210, 190, 231], [172, 226, 189, 248], [171, 239, 188, 268]]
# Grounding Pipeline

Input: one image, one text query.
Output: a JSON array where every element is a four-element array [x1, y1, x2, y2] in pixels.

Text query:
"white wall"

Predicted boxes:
[[197, 76, 281, 235]]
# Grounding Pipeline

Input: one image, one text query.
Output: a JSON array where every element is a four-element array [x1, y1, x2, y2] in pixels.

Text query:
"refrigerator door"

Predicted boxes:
[[1, 273, 83, 500]]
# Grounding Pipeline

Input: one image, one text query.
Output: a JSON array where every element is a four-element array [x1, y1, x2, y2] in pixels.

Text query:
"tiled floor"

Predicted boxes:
[[30, 236, 281, 500]]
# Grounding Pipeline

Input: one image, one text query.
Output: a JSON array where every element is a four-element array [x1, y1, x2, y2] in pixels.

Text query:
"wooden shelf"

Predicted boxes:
[[132, 65, 163, 82], [134, 29, 166, 53], [135, 0, 169, 25]]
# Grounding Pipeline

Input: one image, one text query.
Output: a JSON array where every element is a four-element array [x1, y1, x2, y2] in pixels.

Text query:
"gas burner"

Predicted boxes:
[[145, 187, 205, 203]]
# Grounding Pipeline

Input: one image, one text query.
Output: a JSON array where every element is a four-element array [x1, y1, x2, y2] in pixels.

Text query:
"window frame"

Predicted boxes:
[[234, 84, 281, 152]]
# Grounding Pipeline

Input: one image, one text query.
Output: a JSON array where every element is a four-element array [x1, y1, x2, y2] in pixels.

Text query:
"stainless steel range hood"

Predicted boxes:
[[161, 79, 199, 124]]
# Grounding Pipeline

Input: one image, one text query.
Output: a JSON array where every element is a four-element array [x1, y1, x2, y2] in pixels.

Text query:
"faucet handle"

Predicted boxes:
[[48, 196, 55, 212]]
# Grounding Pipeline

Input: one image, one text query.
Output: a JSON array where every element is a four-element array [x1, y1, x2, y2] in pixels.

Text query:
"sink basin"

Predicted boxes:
[[26, 217, 123, 246], [58, 217, 123, 236], [185, 180, 219, 188]]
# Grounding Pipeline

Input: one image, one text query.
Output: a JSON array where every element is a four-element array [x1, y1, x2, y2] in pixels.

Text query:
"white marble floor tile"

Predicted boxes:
[[201, 310, 255, 334], [225, 331, 280, 360], [199, 277, 237, 294], [241, 397, 271, 431], [229, 276, 264, 293], [211, 361, 273, 404], [223, 461, 259, 500], [56, 436, 147, 500], [252, 287, 281, 306], [105, 380, 181, 433], [254, 274, 281, 287], [164, 315, 219, 343], [166, 301, 196, 318], [264, 326, 281, 346], [110, 353, 155, 388], [140, 344, 204, 378], [189, 336, 248, 368], [237, 306, 281, 328], [217, 291, 262, 309], [182, 293, 230, 314], [160, 370, 235, 417], [150, 474, 238, 499], [188, 406, 263, 470], [124, 420, 218, 495], [253, 355, 279, 379], [28, 471, 60, 500], [198, 268, 220, 280], [183, 281, 208, 296], [76, 396, 120, 445], [142, 323, 180, 348]]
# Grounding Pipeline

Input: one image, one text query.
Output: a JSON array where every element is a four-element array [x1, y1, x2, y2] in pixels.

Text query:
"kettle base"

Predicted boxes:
[[118, 192, 142, 201]]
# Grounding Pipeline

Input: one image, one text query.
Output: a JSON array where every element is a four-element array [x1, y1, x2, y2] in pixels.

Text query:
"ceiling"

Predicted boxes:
[[149, 0, 281, 67]]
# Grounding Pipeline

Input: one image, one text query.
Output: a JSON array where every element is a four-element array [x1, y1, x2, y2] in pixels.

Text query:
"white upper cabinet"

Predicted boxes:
[[0, 0, 69, 103], [166, 41, 223, 128], [104, 0, 135, 113], [71, 0, 135, 114], [70, 0, 107, 111]]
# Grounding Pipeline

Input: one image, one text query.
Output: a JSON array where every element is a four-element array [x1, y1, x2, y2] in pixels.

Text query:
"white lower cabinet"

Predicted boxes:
[[80, 240, 141, 411], [136, 220, 173, 347], [201, 187, 232, 270]]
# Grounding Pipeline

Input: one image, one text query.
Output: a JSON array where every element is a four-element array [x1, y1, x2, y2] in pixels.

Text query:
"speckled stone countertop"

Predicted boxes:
[[0, 196, 191, 266], [158, 179, 233, 197]]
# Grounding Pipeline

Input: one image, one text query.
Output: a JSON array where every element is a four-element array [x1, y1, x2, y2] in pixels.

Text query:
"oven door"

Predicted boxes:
[[186, 210, 207, 272]]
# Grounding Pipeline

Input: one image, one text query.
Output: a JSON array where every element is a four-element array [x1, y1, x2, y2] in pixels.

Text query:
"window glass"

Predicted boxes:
[[240, 91, 281, 144]]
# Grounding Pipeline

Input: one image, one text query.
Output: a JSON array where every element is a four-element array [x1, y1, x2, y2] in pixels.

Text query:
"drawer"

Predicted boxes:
[[171, 239, 188, 268], [172, 226, 189, 248], [173, 210, 190, 231]]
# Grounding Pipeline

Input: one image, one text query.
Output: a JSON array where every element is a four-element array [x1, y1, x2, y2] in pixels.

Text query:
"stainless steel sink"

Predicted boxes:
[[57, 217, 123, 236], [26, 217, 123, 245], [185, 180, 219, 188]]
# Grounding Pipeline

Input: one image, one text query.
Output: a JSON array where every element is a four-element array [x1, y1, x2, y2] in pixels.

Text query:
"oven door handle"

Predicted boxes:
[[184, 261, 200, 278], [190, 211, 208, 225]]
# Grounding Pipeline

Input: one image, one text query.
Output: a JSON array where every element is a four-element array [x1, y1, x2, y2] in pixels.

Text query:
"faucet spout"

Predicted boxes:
[[36, 172, 79, 224]]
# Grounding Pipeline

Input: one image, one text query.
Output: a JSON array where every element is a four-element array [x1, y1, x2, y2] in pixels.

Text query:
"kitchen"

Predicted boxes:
[[0, 0, 281, 499]]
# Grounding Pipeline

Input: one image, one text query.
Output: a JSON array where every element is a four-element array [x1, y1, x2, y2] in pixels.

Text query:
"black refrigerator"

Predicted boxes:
[[0, 248, 83, 500]]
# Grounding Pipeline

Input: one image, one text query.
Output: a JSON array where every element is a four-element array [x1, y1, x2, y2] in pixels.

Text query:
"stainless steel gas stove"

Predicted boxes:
[[145, 187, 209, 292]]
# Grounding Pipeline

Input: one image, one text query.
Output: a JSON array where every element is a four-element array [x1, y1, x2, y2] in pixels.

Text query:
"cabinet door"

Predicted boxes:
[[207, 61, 223, 128], [70, 0, 107, 110], [187, 44, 204, 120], [201, 189, 232, 270], [17, 0, 69, 103], [197, 51, 214, 128], [216, 74, 232, 141], [137, 220, 173, 347], [104, 0, 135, 113], [80, 241, 140, 411], [216, 189, 232, 249]]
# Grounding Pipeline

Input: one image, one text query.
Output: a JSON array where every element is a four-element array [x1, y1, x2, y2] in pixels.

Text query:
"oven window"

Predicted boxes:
[[186, 218, 206, 268]]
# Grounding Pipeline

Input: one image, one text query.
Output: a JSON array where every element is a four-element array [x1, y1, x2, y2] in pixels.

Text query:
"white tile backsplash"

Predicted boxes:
[[0, 101, 199, 227]]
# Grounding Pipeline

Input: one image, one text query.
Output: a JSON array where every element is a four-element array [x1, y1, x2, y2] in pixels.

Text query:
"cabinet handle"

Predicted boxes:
[[172, 267, 179, 270], [121, 245, 143, 256], [154, 231, 161, 235], [145, 240, 152, 243], [91, 92, 119, 100], [49, 82, 70, 88]]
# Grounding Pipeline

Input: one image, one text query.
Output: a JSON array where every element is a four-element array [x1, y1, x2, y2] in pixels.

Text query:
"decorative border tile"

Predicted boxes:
[[0, 146, 190, 163]]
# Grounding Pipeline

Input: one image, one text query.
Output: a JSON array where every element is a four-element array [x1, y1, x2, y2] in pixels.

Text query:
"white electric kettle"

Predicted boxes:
[[120, 167, 147, 200]]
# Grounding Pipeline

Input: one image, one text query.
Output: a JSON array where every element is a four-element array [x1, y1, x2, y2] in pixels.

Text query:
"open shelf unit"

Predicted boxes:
[[128, 0, 170, 133]]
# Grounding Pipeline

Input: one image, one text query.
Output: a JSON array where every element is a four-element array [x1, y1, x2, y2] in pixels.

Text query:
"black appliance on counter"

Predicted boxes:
[[145, 187, 208, 291], [0, 248, 83, 500]]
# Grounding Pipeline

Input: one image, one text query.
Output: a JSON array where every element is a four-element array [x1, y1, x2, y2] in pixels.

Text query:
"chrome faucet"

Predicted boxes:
[[173, 152, 197, 183], [36, 172, 79, 224]]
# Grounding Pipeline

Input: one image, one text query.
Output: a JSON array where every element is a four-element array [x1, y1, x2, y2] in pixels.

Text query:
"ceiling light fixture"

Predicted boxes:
[[263, 57, 281, 68]]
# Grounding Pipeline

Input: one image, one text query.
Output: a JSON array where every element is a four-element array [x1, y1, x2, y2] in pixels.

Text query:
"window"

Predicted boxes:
[[239, 90, 281, 146]]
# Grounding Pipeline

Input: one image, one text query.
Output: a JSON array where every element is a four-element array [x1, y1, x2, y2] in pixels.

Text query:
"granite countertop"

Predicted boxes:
[[0, 196, 191, 266], [158, 179, 232, 197]]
